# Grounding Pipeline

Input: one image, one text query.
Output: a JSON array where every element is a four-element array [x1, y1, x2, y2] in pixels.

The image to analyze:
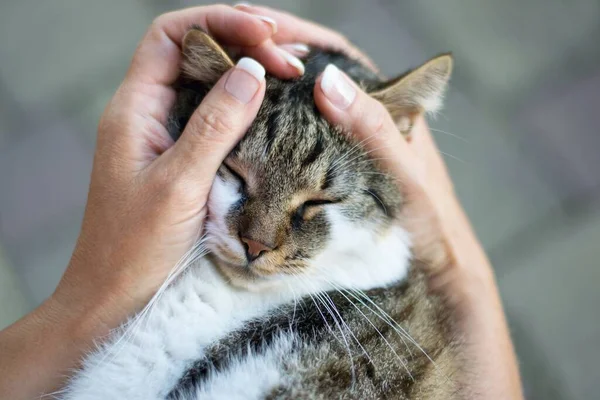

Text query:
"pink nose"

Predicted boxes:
[[240, 237, 273, 262]]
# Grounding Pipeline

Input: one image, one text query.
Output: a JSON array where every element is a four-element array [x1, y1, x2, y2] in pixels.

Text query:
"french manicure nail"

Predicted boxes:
[[225, 58, 265, 104], [233, 3, 277, 34], [279, 43, 310, 57], [277, 47, 305, 75], [320, 64, 356, 109], [255, 15, 277, 34]]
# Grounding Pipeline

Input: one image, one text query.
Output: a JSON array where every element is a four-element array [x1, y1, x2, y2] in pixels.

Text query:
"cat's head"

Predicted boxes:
[[170, 29, 452, 290]]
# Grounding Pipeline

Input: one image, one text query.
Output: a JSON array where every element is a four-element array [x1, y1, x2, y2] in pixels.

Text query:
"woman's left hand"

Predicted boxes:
[[0, 5, 378, 399]]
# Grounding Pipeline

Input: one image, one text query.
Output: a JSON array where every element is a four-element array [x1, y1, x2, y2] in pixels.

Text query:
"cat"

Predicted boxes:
[[59, 27, 459, 399]]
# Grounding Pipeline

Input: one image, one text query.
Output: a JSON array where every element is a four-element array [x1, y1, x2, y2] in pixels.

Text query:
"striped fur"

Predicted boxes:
[[60, 28, 460, 399]]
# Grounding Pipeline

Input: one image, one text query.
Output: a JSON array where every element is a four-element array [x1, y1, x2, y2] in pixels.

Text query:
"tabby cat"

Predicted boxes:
[[60, 27, 459, 399]]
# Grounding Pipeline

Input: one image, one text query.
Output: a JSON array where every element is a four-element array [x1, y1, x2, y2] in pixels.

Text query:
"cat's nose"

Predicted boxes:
[[240, 236, 273, 262]]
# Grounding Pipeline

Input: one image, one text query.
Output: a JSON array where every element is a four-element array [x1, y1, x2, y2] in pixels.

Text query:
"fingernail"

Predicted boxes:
[[225, 58, 265, 104], [233, 3, 277, 34], [277, 47, 305, 75], [279, 43, 310, 57], [320, 64, 356, 109], [234, 2, 252, 7], [256, 15, 277, 34]]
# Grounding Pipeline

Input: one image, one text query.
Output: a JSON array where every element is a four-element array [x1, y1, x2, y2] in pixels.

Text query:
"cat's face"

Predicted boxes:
[[170, 28, 452, 289], [205, 79, 400, 287]]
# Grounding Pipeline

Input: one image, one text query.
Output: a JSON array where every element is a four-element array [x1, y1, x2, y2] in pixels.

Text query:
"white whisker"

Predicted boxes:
[[438, 150, 467, 164], [325, 282, 412, 379], [295, 273, 357, 384], [95, 236, 210, 368], [430, 127, 468, 143]]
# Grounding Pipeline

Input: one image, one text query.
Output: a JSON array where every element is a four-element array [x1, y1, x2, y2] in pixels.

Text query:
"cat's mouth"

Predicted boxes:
[[209, 243, 270, 279], [207, 235, 310, 285], [209, 244, 303, 286], [209, 255, 293, 292], [213, 256, 281, 278]]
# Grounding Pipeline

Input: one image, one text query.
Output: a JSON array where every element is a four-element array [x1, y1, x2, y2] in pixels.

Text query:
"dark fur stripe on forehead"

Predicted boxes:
[[265, 108, 281, 155], [302, 135, 325, 167], [322, 164, 337, 190]]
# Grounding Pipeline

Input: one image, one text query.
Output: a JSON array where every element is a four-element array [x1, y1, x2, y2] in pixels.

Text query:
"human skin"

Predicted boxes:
[[0, 4, 522, 399]]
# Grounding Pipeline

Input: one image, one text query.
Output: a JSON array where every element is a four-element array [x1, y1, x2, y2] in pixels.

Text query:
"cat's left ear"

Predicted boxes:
[[369, 54, 452, 138], [181, 27, 234, 86]]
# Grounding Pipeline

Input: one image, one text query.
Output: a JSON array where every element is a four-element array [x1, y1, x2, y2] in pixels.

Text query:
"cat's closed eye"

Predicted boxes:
[[293, 198, 341, 224]]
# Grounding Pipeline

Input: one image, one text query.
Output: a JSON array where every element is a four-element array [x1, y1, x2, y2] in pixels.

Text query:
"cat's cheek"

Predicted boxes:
[[309, 208, 411, 291], [321, 208, 363, 255], [206, 176, 245, 254]]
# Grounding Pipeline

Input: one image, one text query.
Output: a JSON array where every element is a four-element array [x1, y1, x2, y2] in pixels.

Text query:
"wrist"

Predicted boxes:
[[50, 270, 139, 344], [58, 242, 161, 333]]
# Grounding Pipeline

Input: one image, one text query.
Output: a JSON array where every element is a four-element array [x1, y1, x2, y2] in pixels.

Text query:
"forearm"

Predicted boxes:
[[442, 201, 523, 399], [0, 284, 122, 399], [456, 277, 523, 399], [1, 299, 76, 398]]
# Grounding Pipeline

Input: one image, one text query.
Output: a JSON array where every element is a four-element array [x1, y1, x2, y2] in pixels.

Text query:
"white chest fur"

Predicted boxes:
[[60, 218, 411, 400]]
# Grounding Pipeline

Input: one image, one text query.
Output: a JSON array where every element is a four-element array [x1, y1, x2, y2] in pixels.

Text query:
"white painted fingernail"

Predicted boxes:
[[225, 58, 265, 103], [320, 64, 356, 109], [279, 43, 310, 57], [233, 3, 277, 34], [256, 15, 277, 34], [277, 47, 305, 75], [237, 57, 265, 80]]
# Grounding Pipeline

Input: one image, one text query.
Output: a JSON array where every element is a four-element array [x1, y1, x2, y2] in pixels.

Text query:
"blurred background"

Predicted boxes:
[[0, 1, 599, 398]]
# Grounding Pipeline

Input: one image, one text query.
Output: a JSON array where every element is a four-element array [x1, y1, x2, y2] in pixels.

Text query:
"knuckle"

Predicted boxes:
[[150, 166, 190, 202], [148, 165, 174, 192], [193, 107, 236, 142], [365, 99, 388, 136]]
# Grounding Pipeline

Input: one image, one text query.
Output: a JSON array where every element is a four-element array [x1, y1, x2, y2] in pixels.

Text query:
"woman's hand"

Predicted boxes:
[[55, 3, 373, 337], [312, 66, 524, 399], [1, 5, 372, 398], [0, 5, 307, 399], [54, 4, 378, 330]]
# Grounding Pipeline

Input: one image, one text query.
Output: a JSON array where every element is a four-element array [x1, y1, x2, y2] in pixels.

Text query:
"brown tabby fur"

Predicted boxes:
[[166, 27, 461, 399]]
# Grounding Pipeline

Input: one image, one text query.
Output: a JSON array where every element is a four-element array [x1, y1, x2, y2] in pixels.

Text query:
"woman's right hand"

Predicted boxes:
[[310, 59, 524, 399], [231, 5, 523, 395]]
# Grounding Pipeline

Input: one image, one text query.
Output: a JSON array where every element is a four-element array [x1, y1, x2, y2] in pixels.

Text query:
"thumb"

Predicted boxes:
[[313, 64, 421, 187], [163, 57, 266, 188]]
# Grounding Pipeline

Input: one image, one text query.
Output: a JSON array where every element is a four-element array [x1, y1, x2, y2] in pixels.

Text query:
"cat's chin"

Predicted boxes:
[[209, 254, 289, 292]]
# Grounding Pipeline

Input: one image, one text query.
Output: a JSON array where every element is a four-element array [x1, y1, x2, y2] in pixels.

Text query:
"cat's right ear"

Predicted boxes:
[[368, 54, 452, 138], [181, 27, 234, 86]]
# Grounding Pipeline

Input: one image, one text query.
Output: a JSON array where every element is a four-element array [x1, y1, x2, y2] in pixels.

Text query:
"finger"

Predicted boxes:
[[162, 58, 266, 189], [242, 40, 306, 79], [278, 43, 310, 58], [313, 64, 420, 185], [234, 3, 378, 72], [127, 5, 275, 87], [107, 5, 274, 166], [409, 117, 455, 195]]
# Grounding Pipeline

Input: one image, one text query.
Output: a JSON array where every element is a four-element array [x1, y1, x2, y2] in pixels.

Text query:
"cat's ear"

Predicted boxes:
[[181, 27, 234, 85], [369, 54, 452, 137]]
